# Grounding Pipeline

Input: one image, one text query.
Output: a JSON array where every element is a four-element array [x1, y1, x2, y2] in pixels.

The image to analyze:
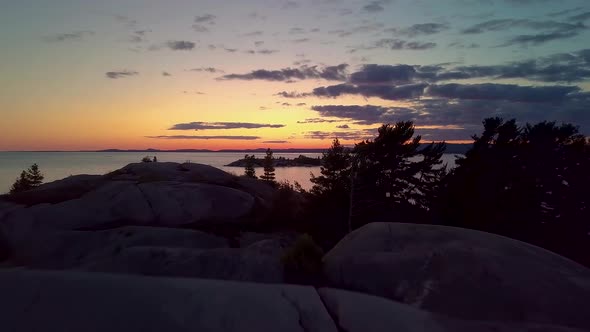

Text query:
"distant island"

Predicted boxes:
[[96, 144, 472, 154], [226, 155, 321, 167]]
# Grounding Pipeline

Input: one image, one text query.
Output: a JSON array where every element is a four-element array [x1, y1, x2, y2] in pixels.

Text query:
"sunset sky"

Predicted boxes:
[[1, 0, 589, 150]]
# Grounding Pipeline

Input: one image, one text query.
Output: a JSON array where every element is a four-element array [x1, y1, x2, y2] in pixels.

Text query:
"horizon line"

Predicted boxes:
[[0, 142, 474, 153]]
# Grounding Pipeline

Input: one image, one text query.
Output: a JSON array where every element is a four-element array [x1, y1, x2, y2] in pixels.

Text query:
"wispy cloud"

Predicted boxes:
[[297, 118, 346, 124], [387, 23, 450, 37], [374, 39, 437, 50], [43, 31, 95, 42], [194, 14, 217, 23], [105, 70, 139, 79], [166, 40, 196, 50], [169, 122, 285, 130], [362, 0, 392, 13], [243, 49, 280, 55], [193, 14, 217, 32], [221, 64, 348, 81], [187, 67, 225, 73], [114, 15, 138, 28], [241, 31, 264, 37], [146, 135, 260, 140]]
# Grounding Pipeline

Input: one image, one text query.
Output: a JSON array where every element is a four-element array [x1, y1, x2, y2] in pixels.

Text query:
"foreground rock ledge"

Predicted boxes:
[[0, 269, 585, 332]]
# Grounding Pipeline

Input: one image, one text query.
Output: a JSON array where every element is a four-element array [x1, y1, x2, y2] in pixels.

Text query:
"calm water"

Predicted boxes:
[[0, 152, 459, 194]]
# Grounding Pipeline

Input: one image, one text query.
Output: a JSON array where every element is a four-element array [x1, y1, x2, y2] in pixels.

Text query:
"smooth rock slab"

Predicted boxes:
[[323, 222, 590, 330], [318, 288, 587, 332], [82, 238, 289, 283], [0, 269, 337, 332], [10, 226, 229, 268], [138, 181, 255, 226]]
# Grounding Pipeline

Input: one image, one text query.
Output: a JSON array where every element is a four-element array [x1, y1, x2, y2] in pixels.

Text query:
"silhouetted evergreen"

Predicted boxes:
[[351, 122, 447, 228], [438, 117, 590, 266], [243, 154, 257, 178], [310, 138, 351, 196], [9, 164, 44, 194], [303, 138, 353, 248], [299, 123, 447, 249], [260, 148, 276, 182]]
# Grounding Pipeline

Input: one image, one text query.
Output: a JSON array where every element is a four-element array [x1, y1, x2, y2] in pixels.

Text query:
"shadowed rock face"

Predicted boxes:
[[323, 222, 590, 330]]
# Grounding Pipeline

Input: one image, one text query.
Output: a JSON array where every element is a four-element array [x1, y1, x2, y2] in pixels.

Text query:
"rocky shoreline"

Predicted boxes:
[[1, 162, 589, 331]]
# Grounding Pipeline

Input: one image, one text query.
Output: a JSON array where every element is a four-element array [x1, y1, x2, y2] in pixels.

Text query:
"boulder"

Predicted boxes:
[[0, 269, 337, 332], [81, 236, 294, 283], [323, 222, 590, 330], [317, 288, 586, 332], [8, 226, 229, 268]]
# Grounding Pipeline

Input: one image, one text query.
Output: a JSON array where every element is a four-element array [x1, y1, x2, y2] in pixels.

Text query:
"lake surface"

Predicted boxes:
[[0, 152, 459, 194]]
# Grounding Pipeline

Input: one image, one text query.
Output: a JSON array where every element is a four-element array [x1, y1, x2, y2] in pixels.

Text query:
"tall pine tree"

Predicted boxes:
[[244, 154, 257, 178], [310, 138, 351, 196], [260, 148, 276, 182]]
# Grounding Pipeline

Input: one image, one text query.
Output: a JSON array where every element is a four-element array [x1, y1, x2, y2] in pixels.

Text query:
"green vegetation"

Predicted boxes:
[[10, 164, 44, 194]]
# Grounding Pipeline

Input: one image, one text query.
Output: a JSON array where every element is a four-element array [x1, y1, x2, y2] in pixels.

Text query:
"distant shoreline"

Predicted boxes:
[[0, 144, 472, 154]]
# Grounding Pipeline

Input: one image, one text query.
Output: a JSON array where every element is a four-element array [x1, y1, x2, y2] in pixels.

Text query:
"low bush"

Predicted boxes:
[[281, 234, 324, 284]]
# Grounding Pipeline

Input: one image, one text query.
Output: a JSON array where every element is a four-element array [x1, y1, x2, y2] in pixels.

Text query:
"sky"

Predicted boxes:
[[1, 0, 589, 150]]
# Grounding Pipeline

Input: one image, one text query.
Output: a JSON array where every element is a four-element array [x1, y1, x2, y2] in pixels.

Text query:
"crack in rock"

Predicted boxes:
[[136, 184, 157, 223], [315, 289, 348, 332], [280, 290, 311, 332]]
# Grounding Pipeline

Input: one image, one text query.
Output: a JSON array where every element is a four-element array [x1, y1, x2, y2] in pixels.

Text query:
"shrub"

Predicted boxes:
[[261, 180, 306, 231], [281, 234, 324, 284]]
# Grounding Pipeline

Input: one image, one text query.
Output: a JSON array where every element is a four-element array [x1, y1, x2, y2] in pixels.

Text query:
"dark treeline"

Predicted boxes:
[[256, 118, 590, 267]]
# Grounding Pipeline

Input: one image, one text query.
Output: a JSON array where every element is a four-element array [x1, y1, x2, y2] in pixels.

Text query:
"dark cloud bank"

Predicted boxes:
[[263, 49, 590, 141]]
